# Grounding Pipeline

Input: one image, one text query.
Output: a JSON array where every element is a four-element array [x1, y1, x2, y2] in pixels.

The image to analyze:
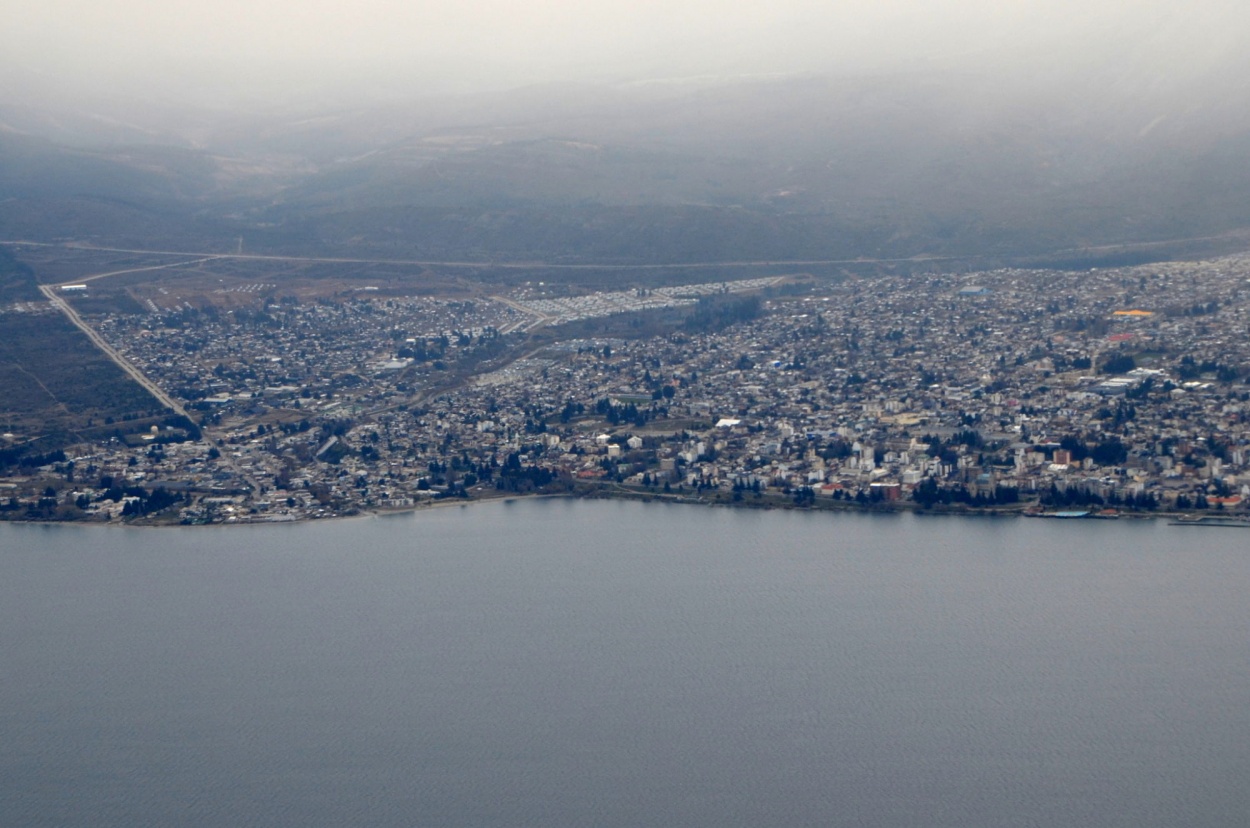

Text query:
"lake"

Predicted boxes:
[[2, 500, 1248, 827]]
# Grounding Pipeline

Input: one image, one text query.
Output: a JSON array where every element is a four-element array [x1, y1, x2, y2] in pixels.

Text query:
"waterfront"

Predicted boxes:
[[3, 501, 1248, 827], [11, 253, 1250, 526]]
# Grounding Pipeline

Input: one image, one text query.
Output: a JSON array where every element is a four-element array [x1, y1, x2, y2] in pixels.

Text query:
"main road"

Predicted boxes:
[[39, 284, 188, 418], [38, 283, 262, 493]]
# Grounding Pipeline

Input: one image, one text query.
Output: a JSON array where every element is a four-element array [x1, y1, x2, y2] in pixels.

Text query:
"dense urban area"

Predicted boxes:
[[5, 250, 1250, 524]]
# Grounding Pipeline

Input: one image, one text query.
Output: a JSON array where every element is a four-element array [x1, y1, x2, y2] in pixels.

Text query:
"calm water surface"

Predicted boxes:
[[2, 500, 1248, 827]]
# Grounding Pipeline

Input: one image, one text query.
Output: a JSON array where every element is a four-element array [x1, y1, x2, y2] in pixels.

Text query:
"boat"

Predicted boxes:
[[1168, 516, 1250, 529], [1024, 510, 1091, 519]]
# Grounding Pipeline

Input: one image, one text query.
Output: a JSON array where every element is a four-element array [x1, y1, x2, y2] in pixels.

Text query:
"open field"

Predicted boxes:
[[5, 240, 922, 294], [0, 308, 166, 452]]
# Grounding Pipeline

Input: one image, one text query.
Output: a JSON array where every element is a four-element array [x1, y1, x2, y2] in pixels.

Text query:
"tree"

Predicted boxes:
[[1101, 354, 1137, 374], [1090, 438, 1127, 467], [913, 478, 940, 508]]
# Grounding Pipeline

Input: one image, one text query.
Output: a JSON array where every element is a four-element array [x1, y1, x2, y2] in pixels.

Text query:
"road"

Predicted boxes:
[[8, 233, 1249, 282], [490, 294, 556, 332], [39, 283, 262, 493], [40, 284, 188, 416], [3, 239, 956, 271], [72, 256, 222, 284]]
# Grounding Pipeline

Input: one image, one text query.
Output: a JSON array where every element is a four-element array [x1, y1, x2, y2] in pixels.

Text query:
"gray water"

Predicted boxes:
[[2, 500, 1248, 827]]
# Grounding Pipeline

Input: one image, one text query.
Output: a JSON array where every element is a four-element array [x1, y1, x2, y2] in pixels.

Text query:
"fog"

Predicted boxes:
[[3, 0, 1250, 266], [6, 0, 1248, 104]]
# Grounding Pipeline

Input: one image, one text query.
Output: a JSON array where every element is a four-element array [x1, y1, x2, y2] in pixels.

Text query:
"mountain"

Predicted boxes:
[[4, 61, 1250, 267]]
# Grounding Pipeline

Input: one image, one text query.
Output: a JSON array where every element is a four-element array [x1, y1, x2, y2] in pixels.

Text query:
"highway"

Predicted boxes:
[[2, 239, 956, 271]]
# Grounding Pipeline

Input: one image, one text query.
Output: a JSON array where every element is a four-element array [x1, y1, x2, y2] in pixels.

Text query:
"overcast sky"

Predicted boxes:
[[6, 0, 1247, 100]]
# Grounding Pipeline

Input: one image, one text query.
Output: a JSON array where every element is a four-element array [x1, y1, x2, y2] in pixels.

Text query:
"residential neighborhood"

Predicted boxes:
[[6, 254, 1250, 523]]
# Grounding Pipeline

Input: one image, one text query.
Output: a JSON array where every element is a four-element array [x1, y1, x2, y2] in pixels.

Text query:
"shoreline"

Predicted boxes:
[[3, 483, 1245, 528]]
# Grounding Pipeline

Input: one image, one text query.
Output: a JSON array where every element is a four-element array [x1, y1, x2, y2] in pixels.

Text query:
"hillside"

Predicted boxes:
[[4, 64, 1250, 266]]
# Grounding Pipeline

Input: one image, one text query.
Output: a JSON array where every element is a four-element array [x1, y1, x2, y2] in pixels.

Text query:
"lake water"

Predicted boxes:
[[2, 500, 1248, 827]]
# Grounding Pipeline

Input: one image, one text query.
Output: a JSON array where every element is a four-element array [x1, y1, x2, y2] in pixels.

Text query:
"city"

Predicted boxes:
[[4, 252, 1250, 523]]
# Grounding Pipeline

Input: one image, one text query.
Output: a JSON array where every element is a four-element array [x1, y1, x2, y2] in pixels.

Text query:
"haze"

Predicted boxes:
[[7, 0, 1248, 103], [3, 0, 1250, 269]]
